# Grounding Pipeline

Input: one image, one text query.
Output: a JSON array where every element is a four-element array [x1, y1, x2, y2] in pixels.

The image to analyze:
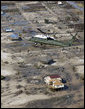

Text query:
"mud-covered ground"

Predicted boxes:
[[1, 1, 84, 108]]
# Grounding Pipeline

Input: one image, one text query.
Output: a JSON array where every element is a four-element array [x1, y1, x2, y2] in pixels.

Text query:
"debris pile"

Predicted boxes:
[[8, 34, 22, 41], [44, 75, 64, 89]]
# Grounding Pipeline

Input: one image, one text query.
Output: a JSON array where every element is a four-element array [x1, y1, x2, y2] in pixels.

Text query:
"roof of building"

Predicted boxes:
[[49, 75, 61, 79]]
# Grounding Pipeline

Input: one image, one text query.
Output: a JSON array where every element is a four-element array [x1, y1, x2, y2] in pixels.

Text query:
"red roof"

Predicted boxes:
[[49, 75, 61, 78]]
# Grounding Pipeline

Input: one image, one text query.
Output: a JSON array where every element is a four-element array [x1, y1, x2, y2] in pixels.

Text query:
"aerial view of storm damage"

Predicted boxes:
[[1, 1, 84, 108]]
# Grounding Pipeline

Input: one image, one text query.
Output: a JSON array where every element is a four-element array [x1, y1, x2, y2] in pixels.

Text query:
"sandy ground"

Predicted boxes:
[[1, 1, 84, 108]]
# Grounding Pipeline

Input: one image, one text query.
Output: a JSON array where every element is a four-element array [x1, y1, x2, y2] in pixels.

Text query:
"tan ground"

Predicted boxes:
[[1, 1, 84, 108]]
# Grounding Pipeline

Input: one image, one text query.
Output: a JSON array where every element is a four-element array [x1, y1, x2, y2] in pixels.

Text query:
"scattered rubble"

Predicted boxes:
[[34, 62, 45, 69], [73, 65, 84, 80], [39, 55, 54, 65], [8, 34, 22, 41], [1, 1, 84, 108]]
